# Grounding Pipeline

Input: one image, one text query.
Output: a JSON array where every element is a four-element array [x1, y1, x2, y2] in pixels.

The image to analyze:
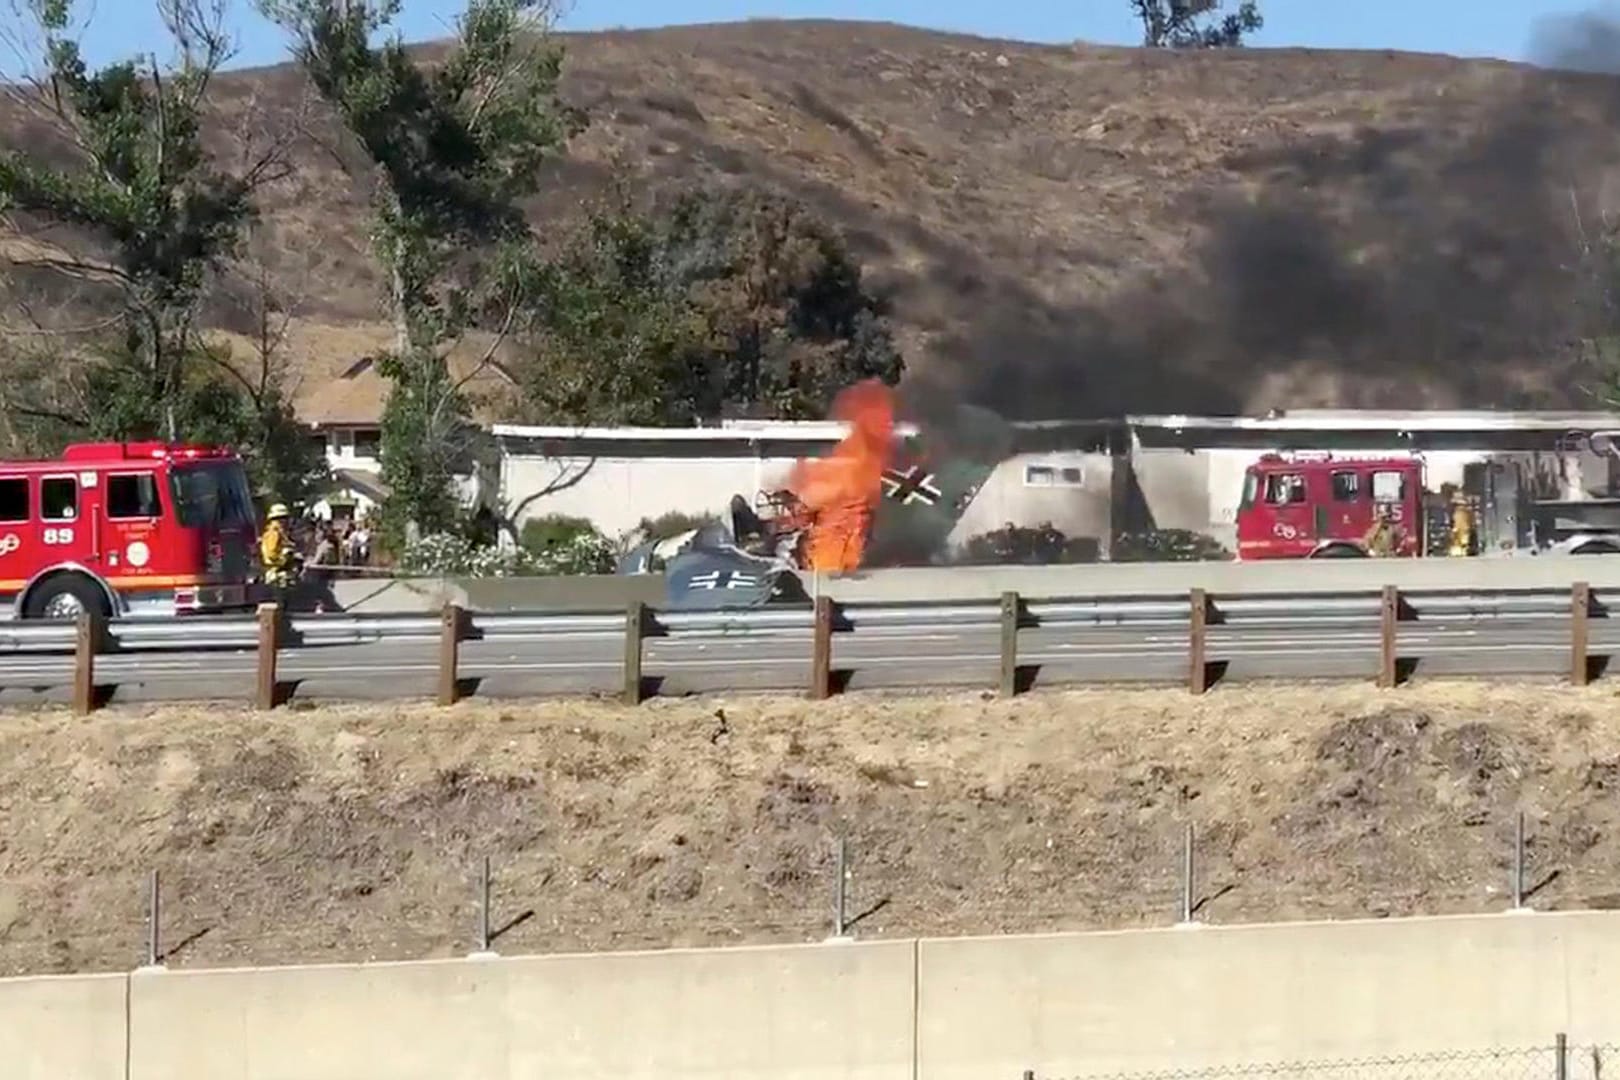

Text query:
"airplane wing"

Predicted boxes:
[[662, 546, 800, 610]]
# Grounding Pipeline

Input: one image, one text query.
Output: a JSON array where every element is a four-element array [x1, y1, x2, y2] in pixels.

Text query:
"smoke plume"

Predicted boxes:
[[914, 10, 1620, 420]]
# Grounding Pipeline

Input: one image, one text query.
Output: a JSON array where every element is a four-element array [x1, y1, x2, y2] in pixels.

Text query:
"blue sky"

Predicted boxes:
[[46, 1, 1620, 72]]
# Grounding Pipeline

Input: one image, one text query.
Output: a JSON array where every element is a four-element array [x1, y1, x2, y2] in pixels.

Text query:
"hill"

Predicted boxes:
[[4, 682, 1620, 975], [9, 20, 1620, 420]]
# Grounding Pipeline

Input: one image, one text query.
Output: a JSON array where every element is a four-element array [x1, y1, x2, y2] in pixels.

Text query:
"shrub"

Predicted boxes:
[[956, 523, 1095, 565], [635, 510, 721, 543], [401, 523, 617, 578], [1112, 528, 1231, 563], [520, 514, 601, 556]]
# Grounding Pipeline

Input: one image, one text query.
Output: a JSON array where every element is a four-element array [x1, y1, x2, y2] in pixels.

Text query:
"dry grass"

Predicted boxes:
[[6, 21, 1620, 421], [4, 680, 1620, 976]]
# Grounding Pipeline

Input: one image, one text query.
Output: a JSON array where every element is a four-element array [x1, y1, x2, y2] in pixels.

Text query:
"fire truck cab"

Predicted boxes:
[[0, 442, 261, 619], [1235, 449, 1620, 560], [1236, 453, 1426, 560]]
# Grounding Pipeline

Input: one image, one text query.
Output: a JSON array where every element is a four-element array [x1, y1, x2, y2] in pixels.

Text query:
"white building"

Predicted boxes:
[[493, 409, 1620, 560], [493, 418, 1123, 555]]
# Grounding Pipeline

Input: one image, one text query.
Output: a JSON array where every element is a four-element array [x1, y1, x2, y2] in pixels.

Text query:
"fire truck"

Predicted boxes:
[[1234, 450, 1620, 560], [0, 442, 262, 619]]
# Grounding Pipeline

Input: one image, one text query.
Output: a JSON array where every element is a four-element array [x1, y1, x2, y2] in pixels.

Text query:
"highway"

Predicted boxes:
[[0, 611, 1605, 705]]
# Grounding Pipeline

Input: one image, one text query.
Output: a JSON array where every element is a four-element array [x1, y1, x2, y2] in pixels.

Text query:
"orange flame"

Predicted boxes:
[[787, 379, 896, 573]]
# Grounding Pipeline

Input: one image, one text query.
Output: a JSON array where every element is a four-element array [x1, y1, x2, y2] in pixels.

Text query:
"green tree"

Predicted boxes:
[[256, 0, 582, 544], [1131, 0, 1262, 47], [0, 0, 286, 442], [519, 185, 904, 425]]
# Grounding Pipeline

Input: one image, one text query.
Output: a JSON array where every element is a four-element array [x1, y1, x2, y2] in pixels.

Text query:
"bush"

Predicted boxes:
[[400, 525, 617, 578], [520, 514, 601, 556], [635, 510, 720, 543], [1112, 528, 1231, 563], [956, 523, 1095, 565]]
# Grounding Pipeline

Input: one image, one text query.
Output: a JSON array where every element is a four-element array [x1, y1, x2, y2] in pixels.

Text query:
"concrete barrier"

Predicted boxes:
[[332, 556, 1620, 615], [127, 940, 916, 1080], [815, 555, 1620, 602], [13, 911, 1620, 1079], [0, 972, 127, 1080], [916, 912, 1620, 1080]]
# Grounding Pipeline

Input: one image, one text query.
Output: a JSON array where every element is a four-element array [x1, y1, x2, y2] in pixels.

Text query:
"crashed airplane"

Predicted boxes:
[[617, 380, 1008, 610]]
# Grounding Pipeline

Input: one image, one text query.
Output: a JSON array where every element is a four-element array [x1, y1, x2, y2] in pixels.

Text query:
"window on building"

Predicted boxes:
[[41, 476, 77, 520], [1331, 471, 1361, 502], [107, 473, 161, 519], [1372, 470, 1407, 502], [352, 428, 381, 459], [1263, 473, 1307, 505], [1024, 463, 1085, 487], [0, 478, 27, 522]]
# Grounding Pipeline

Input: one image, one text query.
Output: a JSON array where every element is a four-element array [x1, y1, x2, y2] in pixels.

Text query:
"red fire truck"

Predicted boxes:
[[0, 442, 262, 619], [1235, 451, 1620, 560]]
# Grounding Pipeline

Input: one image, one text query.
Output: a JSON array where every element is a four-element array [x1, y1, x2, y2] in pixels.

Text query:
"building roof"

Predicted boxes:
[[1125, 409, 1620, 433], [208, 321, 522, 428]]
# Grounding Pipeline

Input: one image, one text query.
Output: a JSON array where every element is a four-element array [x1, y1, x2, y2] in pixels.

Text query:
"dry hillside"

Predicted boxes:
[[9, 20, 1620, 420], [6, 682, 1620, 976]]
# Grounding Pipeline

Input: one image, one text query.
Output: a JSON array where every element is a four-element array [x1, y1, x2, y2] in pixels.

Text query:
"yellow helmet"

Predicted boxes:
[[267, 503, 289, 521]]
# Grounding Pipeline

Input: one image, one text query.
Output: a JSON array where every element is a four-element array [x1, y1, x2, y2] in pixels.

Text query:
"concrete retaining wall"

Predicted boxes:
[[10, 912, 1620, 1080], [0, 972, 127, 1080], [331, 555, 1620, 615]]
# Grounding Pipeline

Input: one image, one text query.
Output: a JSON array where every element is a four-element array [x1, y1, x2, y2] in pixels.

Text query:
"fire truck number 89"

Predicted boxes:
[[43, 527, 74, 545]]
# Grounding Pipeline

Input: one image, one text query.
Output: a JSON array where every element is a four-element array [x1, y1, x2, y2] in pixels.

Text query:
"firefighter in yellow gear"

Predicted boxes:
[[259, 503, 297, 589]]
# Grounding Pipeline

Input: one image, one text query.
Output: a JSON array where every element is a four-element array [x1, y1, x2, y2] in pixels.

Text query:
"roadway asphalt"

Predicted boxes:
[[0, 615, 1605, 706]]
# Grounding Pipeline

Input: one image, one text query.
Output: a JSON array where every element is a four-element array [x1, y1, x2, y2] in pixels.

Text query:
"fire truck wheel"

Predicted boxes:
[[24, 574, 111, 621]]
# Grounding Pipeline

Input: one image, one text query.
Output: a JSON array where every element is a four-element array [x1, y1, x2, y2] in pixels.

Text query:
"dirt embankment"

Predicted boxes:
[[4, 682, 1620, 976]]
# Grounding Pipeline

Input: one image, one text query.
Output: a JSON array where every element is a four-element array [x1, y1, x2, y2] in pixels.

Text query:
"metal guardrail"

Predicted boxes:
[[8, 582, 1610, 711]]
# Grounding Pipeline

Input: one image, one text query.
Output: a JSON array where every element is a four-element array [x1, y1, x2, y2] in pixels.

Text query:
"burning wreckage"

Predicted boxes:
[[617, 380, 1005, 610]]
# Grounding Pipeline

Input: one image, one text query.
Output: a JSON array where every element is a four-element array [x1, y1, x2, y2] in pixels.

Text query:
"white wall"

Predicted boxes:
[[949, 452, 1115, 552], [501, 453, 807, 538]]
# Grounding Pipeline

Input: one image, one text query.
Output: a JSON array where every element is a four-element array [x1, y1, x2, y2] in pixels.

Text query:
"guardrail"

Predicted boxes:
[[10, 580, 1610, 713]]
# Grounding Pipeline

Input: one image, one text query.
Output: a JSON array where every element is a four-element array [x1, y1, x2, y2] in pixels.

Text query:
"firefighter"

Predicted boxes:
[[259, 503, 297, 590]]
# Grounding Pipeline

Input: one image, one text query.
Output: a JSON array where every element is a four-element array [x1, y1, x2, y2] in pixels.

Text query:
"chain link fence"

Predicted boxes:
[[1025, 1040, 1617, 1080]]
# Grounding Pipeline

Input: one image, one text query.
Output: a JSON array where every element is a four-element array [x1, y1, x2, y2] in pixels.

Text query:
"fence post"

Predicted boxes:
[[999, 591, 1020, 697], [438, 603, 464, 707], [1179, 822, 1196, 924], [810, 595, 834, 700], [832, 836, 849, 938], [1513, 811, 1527, 911], [72, 609, 104, 716], [1188, 589, 1209, 695], [255, 602, 280, 710], [144, 869, 161, 969], [1378, 586, 1400, 689], [1572, 583, 1591, 687], [477, 855, 493, 955], [622, 601, 646, 705]]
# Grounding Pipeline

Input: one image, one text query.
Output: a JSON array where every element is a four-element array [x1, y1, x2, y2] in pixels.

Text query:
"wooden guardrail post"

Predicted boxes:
[[1572, 582, 1592, 687], [255, 602, 281, 710], [1378, 586, 1400, 689], [1188, 588, 1210, 695], [999, 591, 1021, 697], [810, 595, 835, 700], [623, 601, 647, 705], [438, 603, 465, 706], [72, 609, 104, 715]]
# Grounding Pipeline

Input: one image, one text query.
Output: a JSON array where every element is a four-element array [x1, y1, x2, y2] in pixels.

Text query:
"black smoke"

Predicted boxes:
[[913, 12, 1620, 420]]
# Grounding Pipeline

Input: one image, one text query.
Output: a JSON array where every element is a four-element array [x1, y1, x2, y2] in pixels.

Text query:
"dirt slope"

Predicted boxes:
[[5, 682, 1620, 976], [9, 21, 1620, 418]]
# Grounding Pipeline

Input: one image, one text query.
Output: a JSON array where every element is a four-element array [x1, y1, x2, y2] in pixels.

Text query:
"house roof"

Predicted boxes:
[[207, 320, 522, 427]]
